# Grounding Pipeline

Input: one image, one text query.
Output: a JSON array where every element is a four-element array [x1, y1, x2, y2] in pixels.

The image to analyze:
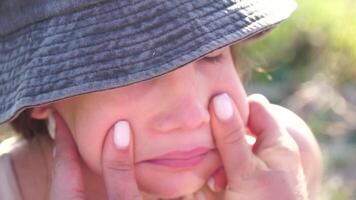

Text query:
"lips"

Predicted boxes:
[[141, 147, 212, 168]]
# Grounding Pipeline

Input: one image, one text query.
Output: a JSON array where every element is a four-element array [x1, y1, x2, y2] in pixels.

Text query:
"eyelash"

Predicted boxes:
[[203, 54, 224, 63]]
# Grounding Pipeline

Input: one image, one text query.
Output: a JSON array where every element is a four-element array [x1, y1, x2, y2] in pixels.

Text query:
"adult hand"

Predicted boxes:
[[49, 112, 142, 200], [206, 93, 308, 200]]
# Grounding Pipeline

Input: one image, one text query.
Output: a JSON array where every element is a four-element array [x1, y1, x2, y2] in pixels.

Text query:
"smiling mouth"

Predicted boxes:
[[141, 147, 212, 168]]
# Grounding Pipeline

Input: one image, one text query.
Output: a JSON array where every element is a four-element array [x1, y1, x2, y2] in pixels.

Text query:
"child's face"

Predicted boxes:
[[52, 46, 249, 198]]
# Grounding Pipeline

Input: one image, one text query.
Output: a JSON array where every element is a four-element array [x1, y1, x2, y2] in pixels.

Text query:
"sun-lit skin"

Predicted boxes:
[[50, 46, 250, 198]]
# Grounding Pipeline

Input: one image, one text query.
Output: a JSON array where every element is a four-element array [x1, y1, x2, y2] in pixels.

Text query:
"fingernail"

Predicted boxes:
[[207, 177, 216, 192], [195, 191, 206, 200], [47, 112, 56, 140], [114, 121, 130, 149], [213, 93, 234, 121]]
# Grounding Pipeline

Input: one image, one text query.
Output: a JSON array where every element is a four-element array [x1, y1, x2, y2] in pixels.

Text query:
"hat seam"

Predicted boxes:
[[0, 15, 276, 110], [0, 0, 196, 50], [0, 0, 297, 124], [0, 2, 239, 64], [0, 8, 254, 92], [0, 20, 276, 124], [0, 0, 218, 62], [0, 0, 157, 40], [0, 2, 247, 79]]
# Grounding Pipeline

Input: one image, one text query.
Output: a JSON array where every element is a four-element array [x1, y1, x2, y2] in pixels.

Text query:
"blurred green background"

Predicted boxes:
[[243, 0, 356, 199], [1, 0, 355, 199]]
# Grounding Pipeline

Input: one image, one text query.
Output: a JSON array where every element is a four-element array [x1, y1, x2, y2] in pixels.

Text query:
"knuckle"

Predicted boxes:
[[103, 159, 133, 172]]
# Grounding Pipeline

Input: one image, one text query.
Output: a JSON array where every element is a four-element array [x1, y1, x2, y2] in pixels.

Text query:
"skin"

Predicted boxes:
[[10, 46, 321, 199], [50, 46, 246, 199], [207, 94, 319, 200]]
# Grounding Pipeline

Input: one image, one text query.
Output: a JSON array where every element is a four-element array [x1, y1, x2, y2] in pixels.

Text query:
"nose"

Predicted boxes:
[[152, 64, 211, 133], [153, 97, 211, 132]]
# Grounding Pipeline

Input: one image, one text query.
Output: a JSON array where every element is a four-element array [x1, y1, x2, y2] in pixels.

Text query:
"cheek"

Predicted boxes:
[[53, 101, 108, 173], [73, 116, 110, 174], [230, 77, 249, 124], [203, 64, 249, 123], [67, 103, 148, 174], [66, 104, 124, 174]]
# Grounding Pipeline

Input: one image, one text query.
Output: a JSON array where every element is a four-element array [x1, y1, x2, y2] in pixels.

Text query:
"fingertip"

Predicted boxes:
[[248, 96, 277, 134], [207, 177, 216, 192], [212, 93, 234, 121], [113, 120, 131, 150], [248, 93, 270, 105], [102, 120, 141, 199], [47, 111, 56, 140], [101, 120, 135, 171], [208, 168, 227, 193], [209, 93, 256, 181], [50, 111, 82, 169], [50, 111, 71, 142]]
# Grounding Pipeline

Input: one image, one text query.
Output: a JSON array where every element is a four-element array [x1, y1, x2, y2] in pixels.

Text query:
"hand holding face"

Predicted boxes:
[[49, 112, 142, 200], [47, 92, 310, 200], [205, 93, 308, 200]]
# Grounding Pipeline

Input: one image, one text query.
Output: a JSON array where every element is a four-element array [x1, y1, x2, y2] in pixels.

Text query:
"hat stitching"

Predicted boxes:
[[0, 0, 296, 124], [0, 18, 277, 124], [0, 3, 236, 67], [0, 8, 254, 90], [0, 5, 253, 71], [0, 0, 227, 58], [0, 0, 154, 39], [0, 0, 195, 47], [1, 15, 274, 94], [0, 0, 209, 62], [0, 15, 270, 103], [0, 15, 272, 111], [0, 2, 246, 77]]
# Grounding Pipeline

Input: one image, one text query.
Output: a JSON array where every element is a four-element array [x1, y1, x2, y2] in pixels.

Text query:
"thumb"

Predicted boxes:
[[101, 120, 142, 200], [50, 111, 85, 200], [248, 95, 300, 171]]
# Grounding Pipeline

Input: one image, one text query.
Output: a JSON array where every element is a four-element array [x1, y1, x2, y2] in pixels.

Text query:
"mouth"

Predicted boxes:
[[140, 147, 213, 168]]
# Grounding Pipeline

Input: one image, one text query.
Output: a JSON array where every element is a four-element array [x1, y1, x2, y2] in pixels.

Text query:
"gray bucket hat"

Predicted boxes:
[[0, 0, 297, 124]]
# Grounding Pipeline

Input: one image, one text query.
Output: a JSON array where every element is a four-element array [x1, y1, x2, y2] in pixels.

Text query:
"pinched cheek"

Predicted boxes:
[[76, 131, 107, 173]]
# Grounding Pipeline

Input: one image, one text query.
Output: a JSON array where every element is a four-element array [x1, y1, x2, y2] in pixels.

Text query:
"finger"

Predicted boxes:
[[209, 93, 256, 184], [101, 120, 142, 200], [207, 167, 227, 193], [247, 93, 270, 104], [248, 94, 300, 170], [247, 94, 283, 146], [50, 111, 85, 200]]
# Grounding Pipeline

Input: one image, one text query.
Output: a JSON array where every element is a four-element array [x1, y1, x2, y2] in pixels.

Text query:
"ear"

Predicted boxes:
[[30, 106, 51, 120]]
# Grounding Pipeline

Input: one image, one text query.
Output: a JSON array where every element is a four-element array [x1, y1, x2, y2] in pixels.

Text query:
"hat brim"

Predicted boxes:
[[0, 0, 296, 124]]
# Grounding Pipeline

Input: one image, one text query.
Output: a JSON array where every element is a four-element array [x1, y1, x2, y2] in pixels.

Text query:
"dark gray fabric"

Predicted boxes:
[[0, 0, 297, 124], [0, 0, 106, 36]]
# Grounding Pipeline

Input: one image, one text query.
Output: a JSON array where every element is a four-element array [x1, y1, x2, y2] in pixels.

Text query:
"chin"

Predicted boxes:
[[135, 151, 221, 198]]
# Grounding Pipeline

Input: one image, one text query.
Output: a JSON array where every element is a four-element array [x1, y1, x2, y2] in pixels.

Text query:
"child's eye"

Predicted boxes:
[[202, 49, 225, 63], [203, 54, 224, 63]]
